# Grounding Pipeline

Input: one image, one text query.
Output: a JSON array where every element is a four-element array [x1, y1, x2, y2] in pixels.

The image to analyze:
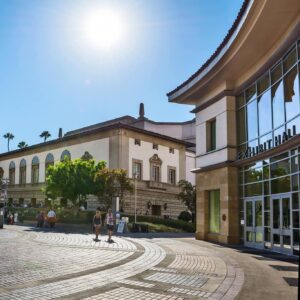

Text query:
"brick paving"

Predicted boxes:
[[1, 224, 281, 300]]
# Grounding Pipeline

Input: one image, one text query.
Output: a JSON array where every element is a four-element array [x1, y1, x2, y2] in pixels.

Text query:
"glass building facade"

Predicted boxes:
[[237, 40, 300, 159], [237, 40, 300, 255]]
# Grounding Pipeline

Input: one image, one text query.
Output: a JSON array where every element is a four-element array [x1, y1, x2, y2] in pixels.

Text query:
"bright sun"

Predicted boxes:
[[82, 8, 124, 50]]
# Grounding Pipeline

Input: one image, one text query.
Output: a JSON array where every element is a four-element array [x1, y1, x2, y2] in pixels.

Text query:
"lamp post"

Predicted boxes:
[[112, 179, 121, 213], [133, 172, 139, 223]]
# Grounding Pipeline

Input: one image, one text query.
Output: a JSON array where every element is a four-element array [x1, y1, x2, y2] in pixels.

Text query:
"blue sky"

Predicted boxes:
[[0, 0, 243, 153]]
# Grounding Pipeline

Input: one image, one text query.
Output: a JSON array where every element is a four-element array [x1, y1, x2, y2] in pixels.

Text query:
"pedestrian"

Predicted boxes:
[[47, 208, 56, 228], [93, 208, 102, 241], [105, 208, 115, 243], [36, 211, 44, 228]]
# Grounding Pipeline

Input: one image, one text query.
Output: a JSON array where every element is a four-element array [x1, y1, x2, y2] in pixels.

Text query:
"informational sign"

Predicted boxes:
[[117, 220, 126, 233]]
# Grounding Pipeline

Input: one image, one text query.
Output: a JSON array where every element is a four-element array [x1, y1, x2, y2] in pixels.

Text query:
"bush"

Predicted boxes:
[[12, 208, 195, 233], [178, 211, 192, 222], [123, 214, 195, 233]]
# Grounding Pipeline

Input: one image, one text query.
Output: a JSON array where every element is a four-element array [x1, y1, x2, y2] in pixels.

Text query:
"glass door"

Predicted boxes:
[[271, 194, 292, 254], [245, 198, 263, 248]]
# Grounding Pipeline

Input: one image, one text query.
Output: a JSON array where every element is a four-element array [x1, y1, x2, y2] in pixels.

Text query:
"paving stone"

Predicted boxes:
[[0, 225, 246, 300]]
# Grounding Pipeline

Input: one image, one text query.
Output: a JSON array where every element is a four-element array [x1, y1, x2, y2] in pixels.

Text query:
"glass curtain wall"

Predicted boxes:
[[239, 147, 300, 255], [237, 40, 300, 157]]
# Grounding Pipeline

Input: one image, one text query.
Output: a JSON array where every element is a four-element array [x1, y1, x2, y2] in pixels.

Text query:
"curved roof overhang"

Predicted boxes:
[[167, 0, 300, 105]]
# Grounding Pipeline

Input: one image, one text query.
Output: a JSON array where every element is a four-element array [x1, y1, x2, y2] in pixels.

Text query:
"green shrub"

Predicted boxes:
[[123, 214, 195, 233], [11, 209, 195, 232], [178, 211, 192, 222]]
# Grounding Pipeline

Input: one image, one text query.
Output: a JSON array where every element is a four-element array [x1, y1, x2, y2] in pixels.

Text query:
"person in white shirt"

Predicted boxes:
[[47, 209, 56, 228]]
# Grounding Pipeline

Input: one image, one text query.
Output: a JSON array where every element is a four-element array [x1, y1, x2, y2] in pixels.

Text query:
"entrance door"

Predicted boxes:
[[271, 195, 292, 254], [245, 198, 263, 248]]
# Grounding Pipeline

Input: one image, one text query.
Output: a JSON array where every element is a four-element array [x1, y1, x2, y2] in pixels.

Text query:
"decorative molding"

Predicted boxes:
[[149, 154, 162, 165], [81, 151, 93, 160]]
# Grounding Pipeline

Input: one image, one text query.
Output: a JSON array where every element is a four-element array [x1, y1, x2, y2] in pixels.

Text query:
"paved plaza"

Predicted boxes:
[[0, 225, 298, 300]]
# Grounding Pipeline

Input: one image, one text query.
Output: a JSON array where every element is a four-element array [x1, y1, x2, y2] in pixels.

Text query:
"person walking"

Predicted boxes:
[[93, 208, 102, 241], [105, 208, 115, 243], [47, 208, 56, 228]]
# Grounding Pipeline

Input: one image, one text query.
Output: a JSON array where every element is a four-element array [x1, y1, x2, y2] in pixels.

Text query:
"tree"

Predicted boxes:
[[94, 168, 133, 210], [178, 180, 196, 223], [3, 133, 14, 152], [40, 131, 51, 142], [18, 141, 28, 149], [45, 158, 106, 207]]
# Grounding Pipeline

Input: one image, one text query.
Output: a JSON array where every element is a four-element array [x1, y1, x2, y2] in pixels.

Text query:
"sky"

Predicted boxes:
[[0, 0, 244, 153]]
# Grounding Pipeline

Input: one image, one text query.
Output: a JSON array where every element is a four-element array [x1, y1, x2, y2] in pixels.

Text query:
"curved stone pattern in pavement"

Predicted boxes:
[[0, 226, 244, 300]]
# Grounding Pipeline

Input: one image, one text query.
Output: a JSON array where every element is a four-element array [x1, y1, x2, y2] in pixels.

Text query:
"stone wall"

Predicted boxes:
[[196, 166, 240, 244]]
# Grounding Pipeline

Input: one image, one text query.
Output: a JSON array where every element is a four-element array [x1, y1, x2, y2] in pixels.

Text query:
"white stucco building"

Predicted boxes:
[[0, 104, 195, 218]]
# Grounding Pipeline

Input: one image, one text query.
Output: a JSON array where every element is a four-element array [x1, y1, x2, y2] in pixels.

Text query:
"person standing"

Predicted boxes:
[[36, 211, 44, 228], [93, 208, 102, 241], [47, 208, 56, 228], [105, 208, 115, 243]]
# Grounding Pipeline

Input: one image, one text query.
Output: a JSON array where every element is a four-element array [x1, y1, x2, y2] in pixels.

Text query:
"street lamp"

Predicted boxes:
[[112, 179, 121, 212], [133, 171, 139, 223]]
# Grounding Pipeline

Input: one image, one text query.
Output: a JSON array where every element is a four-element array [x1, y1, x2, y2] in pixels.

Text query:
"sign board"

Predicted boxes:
[[117, 220, 126, 233]]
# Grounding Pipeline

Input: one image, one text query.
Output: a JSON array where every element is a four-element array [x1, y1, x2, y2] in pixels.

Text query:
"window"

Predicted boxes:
[[132, 160, 142, 180], [209, 190, 220, 233], [134, 139, 141, 146], [247, 99, 258, 140], [9, 161, 15, 186], [284, 67, 300, 122], [168, 167, 176, 185], [149, 154, 162, 182], [169, 148, 174, 154], [258, 89, 272, 135], [19, 159, 26, 185], [152, 165, 160, 182], [207, 119, 216, 151], [60, 150, 71, 161], [45, 153, 54, 178], [153, 144, 158, 150], [31, 156, 39, 185]]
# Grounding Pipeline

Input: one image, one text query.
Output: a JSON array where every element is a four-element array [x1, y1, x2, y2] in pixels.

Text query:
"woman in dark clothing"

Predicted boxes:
[[93, 208, 102, 241]]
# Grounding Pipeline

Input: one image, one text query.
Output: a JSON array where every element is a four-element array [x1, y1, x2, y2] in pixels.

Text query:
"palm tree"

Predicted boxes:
[[18, 141, 28, 149], [40, 131, 51, 142], [3, 132, 14, 152]]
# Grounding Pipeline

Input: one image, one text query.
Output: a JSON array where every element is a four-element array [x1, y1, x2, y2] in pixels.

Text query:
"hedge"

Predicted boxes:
[[10, 208, 195, 233]]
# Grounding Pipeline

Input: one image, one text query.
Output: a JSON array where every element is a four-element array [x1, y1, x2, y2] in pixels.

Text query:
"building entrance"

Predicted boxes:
[[244, 194, 294, 255], [271, 194, 292, 254], [244, 198, 263, 249]]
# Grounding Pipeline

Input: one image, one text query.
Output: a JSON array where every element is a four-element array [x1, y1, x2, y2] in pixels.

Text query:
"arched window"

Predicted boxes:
[[60, 150, 71, 161], [45, 153, 54, 179], [9, 161, 15, 186], [19, 159, 26, 185], [31, 156, 39, 185]]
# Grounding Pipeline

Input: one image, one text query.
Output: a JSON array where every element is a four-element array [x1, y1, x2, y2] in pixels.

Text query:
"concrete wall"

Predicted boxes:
[[195, 96, 236, 168], [128, 137, 180, 183], [185, 151, 196, 185]]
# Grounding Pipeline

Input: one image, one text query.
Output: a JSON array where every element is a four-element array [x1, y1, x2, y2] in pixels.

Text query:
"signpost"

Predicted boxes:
[[117, 220, 126, 233]]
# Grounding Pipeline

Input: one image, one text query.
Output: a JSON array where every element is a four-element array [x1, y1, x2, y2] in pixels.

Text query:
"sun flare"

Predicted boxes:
[[82, 8, 124, 50]]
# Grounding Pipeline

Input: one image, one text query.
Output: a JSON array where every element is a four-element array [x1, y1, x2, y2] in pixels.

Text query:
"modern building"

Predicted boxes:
[[0, 104, 195, 219], [168, 0, 300, 255]]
